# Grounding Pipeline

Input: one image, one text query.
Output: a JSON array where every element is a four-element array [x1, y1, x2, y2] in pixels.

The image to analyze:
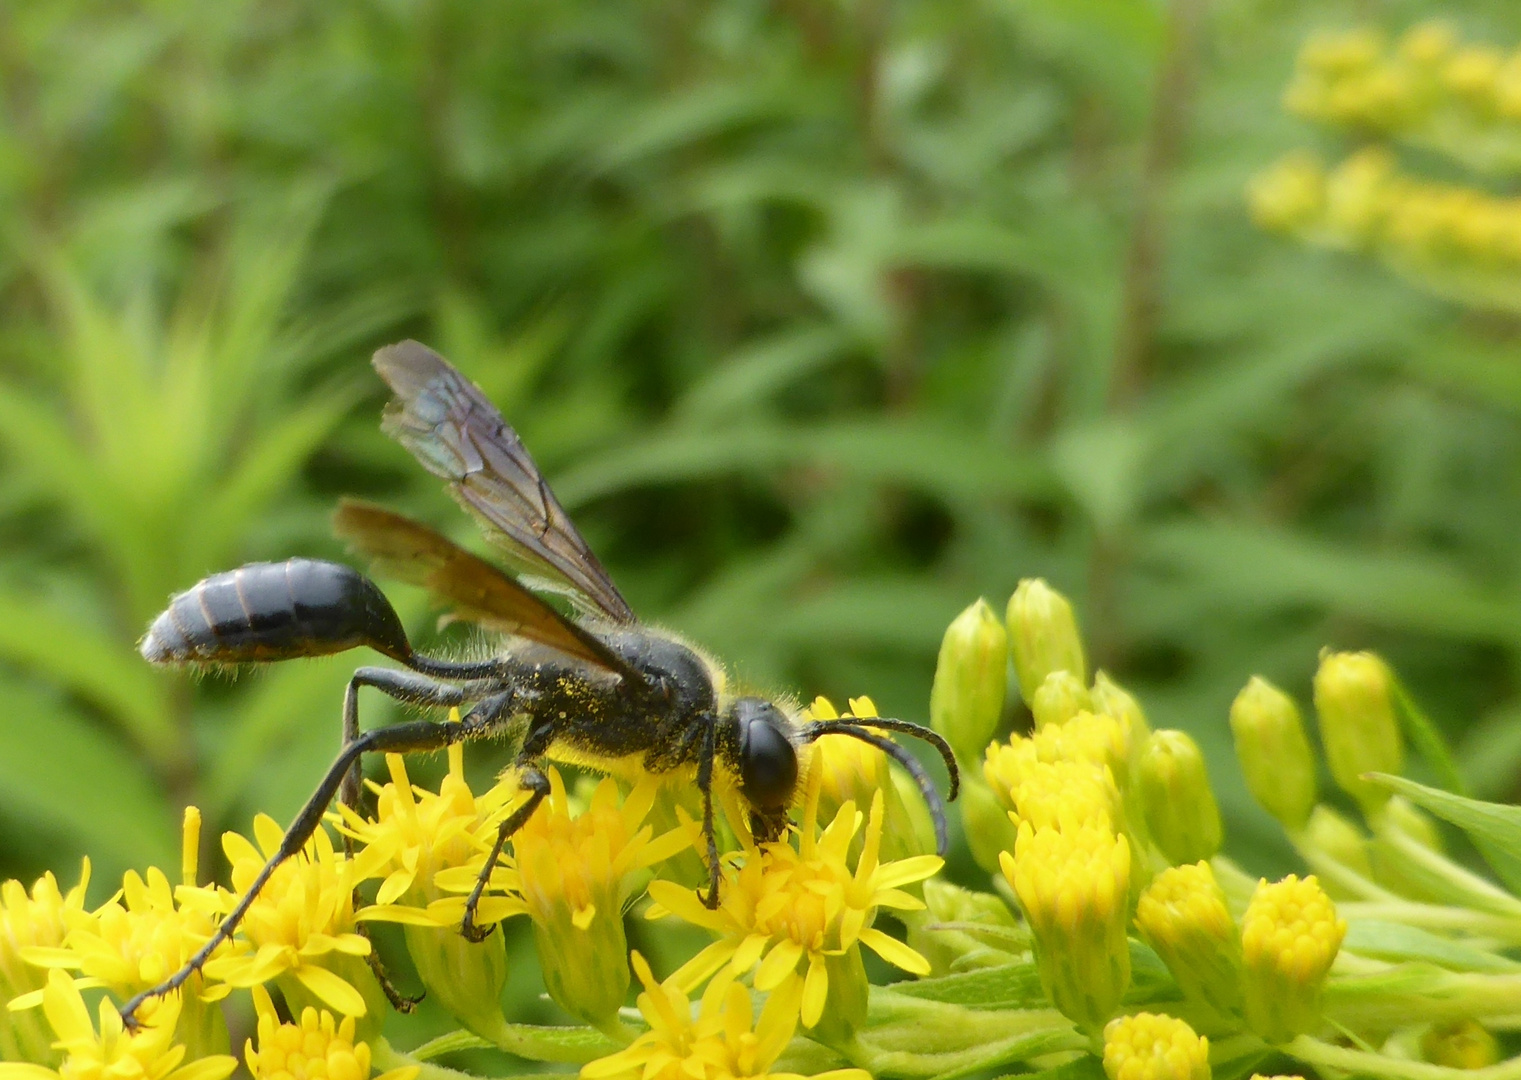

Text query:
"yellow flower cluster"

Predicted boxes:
[[0, 575, 1504, 1080], [1255, 22, 1521, 310], [1284, 23, 1521, 169]]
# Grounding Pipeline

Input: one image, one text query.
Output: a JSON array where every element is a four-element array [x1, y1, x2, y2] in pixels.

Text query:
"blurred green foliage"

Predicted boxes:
[[5, 0, 1521, 1016]]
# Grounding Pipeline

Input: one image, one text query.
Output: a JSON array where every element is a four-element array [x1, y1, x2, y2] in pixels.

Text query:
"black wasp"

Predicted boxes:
[[122, 341, 959, 1024]]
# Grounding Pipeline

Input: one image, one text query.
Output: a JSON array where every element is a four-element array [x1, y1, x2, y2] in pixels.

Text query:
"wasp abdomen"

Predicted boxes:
[[140, 559, 412, 665]]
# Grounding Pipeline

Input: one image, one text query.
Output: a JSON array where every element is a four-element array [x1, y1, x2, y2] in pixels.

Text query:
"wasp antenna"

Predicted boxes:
[[802, 716, 960, 801], [800, 721, 951, 857]]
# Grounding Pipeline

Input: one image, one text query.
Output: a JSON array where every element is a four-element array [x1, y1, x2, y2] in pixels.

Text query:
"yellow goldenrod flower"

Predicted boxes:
[[1423, 1020, 1500, 1069], [930, 598, 1008, 763], [580, 953, 869, 1080], [1229, 677, 1316, 830], [14, 812, 231, 1057], [1034, 711, 1129, 786], [1029, 671, 1091, 730], [804, 697, 933, 861], [1006, 760, 1120, 835], [1001, 822, 1130, 1033], [1102, 1013, 1209, 1080], [1240, 874, 1346, 1043], [650, 788, 939, 1039], [1247, 152, 1326, 233], [244, 985, 418, 1080], [1136, 731, 1222, 866], [422, 768, 689, 1032], [196, 816, 379, 1022], [0, 863, 90, 1065], [1314, 650, 1403, 813], [341, 742, 523, 1043], [1006, 579, 1087, 704], [0, 968, 235, 1080], [1134, 863, 1241, 1016]]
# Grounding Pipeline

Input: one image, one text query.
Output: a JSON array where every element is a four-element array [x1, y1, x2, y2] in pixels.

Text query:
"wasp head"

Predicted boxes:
[[727, 697, 799, 842]]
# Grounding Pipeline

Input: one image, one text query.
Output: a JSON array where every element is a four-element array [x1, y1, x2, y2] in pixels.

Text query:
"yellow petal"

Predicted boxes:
[[801, 958, 828, 1028], [0, 1066, 59, 1080], [252, 815, 286, 858], [357, 905, 452, 927], [376, 869, 416, 906], [671, 941, 740, 993], [874, 855, 943, 890], [858, 927, 931, 974], [755, 940, 805, 991], [164, 1057, 239, 1080], [646, 880, 729, 932], [40, 970, 92, 1044], [292, 964, 367, 1016]]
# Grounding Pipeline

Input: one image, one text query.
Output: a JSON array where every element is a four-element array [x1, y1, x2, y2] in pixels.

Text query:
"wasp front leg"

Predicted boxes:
[[697, 719, 722, 909]]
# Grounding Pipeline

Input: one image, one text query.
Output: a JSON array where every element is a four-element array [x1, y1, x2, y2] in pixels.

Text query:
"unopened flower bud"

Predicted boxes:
[[1423, 1020, 1499, 1069], [1241, 874, 1346, 1043], [1137, 731, 1223, 866], [1031, 671, 1092, 730], [1002, 823, 1131, 1033], [907, 879, 1023, 975], [405, 925, 512, 1046], [959, 775, 1020, 874], [931, 599, 1008, 762], [1092, 671, 1150, 743], [1301, 806, 1372, 898], [1230, 677, 1316, 830], [1103, 1013, 1210, 1080], [1314, 651, 1403, 812], [1134, 863, 1241, 1016], [1007, 579, 1087, 705]]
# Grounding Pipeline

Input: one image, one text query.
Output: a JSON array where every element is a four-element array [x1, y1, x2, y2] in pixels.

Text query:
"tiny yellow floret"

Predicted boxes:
[[1102, 1012, 1209, 1080], [245, 986, 417, 1080]]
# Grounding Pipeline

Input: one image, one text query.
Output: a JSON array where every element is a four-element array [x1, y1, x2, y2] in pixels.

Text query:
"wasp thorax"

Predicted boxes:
[[732, 698, 799, 810]]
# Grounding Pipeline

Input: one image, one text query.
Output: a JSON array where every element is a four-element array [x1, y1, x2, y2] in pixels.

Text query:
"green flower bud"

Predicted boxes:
[[1031, 670, 1092, 730], [1423, 1021, 1500, 1069], [930, 599, 1009, 763], [1314, 650, 1403, 813], [1137, 731, 1223, 866], [907, 879, 1024, 975], [1301, 805, 1372, 898], [405, 923, 512, 1046], [959, 774, 1020, 874], [1091, 670, 1151, 743], [1230, 677, 1316, 830], [1007, 579, 1087, 705]]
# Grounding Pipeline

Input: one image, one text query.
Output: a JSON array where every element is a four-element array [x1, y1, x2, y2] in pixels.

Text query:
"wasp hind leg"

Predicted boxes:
[[119, 695, 490, 1029]]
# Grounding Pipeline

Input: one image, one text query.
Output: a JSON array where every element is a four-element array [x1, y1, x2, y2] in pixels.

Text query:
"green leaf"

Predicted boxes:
[[0, 588, 175, 765], [1388, 675, 1465, 795], [1368, 773, 1521, 895], [887, 962, 1046, 1009], [0, 675, 177, 876], [995, 1053, 1105, 1080], [410, 1024, 618, 1065], [1343, 919, 1521, 973], [554, 421, 1057, 508]]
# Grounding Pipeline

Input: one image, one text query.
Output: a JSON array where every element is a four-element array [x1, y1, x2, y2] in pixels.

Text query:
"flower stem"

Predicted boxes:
[[1291, 1036, 1521, 1080]]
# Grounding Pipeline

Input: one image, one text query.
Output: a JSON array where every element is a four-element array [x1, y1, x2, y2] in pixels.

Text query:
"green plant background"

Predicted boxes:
[[3, 0, 1521, 1060]]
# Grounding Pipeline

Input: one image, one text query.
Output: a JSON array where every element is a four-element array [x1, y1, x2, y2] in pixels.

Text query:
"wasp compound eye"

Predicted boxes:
[[735, 699, 798, 809]]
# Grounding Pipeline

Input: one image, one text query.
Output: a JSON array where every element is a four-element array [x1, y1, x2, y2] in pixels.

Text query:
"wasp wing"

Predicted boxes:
[[372, 340, 637, 624], [333, 499, 641, 682]]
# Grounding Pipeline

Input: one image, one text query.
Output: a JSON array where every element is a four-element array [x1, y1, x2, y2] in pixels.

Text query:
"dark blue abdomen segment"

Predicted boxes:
[[140, 558, 412, 664]]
